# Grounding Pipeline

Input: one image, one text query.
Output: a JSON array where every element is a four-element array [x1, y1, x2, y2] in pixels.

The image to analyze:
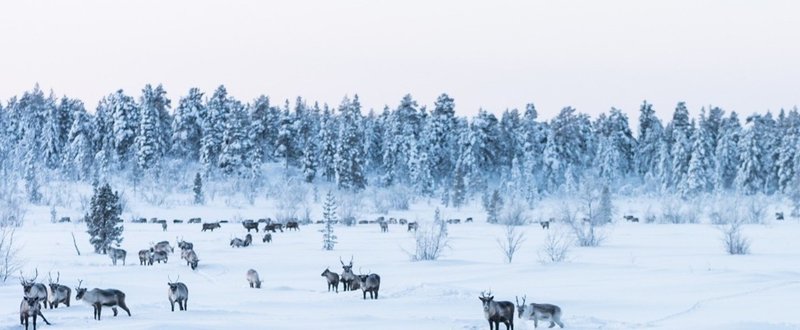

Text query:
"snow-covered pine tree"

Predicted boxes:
[[171, 88, 205, 160], [274, 102, 296, 169], [777, 108, 799, 192], [321, 191, 338, 250], [335, 95, 366, 191], [85, 183, 124, 254], [634, 101, 664, 180], [669, 102, 693, 191], [318, 105, 337, 182], [736, 115, 765, 195], [193, 172, 204, 205], [200, 85, 230, 175], [249, 95, 278, 163], [485, 189, 504, 224], [597, 185, 613, 225], [714, 111, 741, 192], [451, 164, 467, 208], [682, 118, 714, 197], [219, 100, 252, 176], [63, 108, 95, 180], [105, 89, 139, 168], [136, 84, 171, 171]]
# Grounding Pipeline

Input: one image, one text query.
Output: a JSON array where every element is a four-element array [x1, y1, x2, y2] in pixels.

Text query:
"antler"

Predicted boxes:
[[349, 255, 353, 266], [32, 268, 38, 282], [168, 275, 173, 283], [19, 271, 25, 285], [57, 272, 60, 284], [522, 294, 527, 305], [77, 279, 83, 289], [48, 271, 53, 284], [176, 275, 180, 282]]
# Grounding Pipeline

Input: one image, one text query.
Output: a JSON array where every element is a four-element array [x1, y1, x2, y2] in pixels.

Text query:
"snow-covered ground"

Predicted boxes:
[[2, 197, 800, 330]]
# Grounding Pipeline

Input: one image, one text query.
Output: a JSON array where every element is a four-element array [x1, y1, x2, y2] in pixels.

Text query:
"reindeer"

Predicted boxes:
[[285, 221, 300, 231], [242, 219, 259, 233], [47, 272, 71, 308], [262, 233, 272, 243], [154, 241, 174, 254], [516, 295, 564, 328], [108, 247, 127, 266], [479, 291, 514, 330], [152, 250, 169, 264], [339, 256, 357, 291], [75, 280, 131, 320], [407, 221, 418, 232], [247, 269, 262, 288], [20, 296, 50, 330], [356, 271, 381, 300], [167, 276, 189, 312], [466, 217, 474, 223], [321, 268, 340, 293], [21, 270, 49, 304], [202, 222, 221, 232], [139, 248, 154, 266], [185, 249, 199, 270], [379, 222, 388, 232], [540, 221, 550, 229], [161, 222, 168, 231], [177, 238, 193, 251]]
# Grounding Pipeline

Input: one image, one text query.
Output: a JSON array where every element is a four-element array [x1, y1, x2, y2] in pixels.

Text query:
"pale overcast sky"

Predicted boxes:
[[1, 0, 798, 120]]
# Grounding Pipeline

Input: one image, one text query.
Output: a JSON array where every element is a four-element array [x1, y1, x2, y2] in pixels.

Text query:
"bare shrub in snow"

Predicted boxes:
[[538, 230, 572, 264], [387, 185, 412, 210], [368, 188, 391, 214], [745, 195, 768, 224], [0, 194, 26, 227], [0, 226, 22, 282], [275, 179, 308, 220], [501, 203, 530, 226], [660, 198, 700, 224], [562, 204, 607, 247], [410, 220, 449, 261], [338, 193, 363, 226], [719, 218, 750, 255], [497, 224, 526, 263]]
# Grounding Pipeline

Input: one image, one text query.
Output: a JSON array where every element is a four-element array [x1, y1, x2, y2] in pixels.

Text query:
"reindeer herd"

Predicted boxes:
[[319, 257, 382, 300]]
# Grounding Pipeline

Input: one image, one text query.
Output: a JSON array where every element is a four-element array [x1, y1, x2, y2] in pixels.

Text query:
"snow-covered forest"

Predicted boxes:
[[2, 83, 799, 211]]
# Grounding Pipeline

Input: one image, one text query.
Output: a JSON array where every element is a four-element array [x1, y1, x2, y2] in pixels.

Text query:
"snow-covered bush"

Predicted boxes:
[[410, 221, 449, 261], [720, 219, 750, 255], [501, 203, 530, 226], [745, 195, 768, 224], [660, 198, 700, 224], [538, 230, 572, 264], [387, 185, 412, 210], [0, 226, 22, 282], [562, 204, 607, 247], [497, 224, 525, 263], [0, 194, 26, 227], [338, 192, 363, 226]]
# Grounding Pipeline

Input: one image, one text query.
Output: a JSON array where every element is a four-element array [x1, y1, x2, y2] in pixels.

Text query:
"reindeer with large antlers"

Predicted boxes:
[[167, 275, 189, 312], [479, 291, 515, 330], [339, 256, 358, 291], [20, 269, 48, 305], [47, 271, 71, 308], [515, 295, 564, 328]]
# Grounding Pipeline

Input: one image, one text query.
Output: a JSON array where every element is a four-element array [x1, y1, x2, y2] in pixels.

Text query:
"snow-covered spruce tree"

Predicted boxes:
[[597, 185, 613, 225], [101, 89, 140, 169], [670, 102, 693, 191], [485, 189, 504, 224], [777, 108, 800, 193], [736, 116, 765, 195], [714, 112, 741, 191], [318, 105, 337, 182], [634, 101, 664, 180], [451, 165, 467, 208], [200, 85, 230, 175], [171, 88, 205, 161], [193, 173, 204, 205], [424, 93, 458, 189], [136, 84, 171, 172], [63, 108, 95, 181], [274, 103, 296, 169], [85, 183, 124, 254], [335, 95, 366, 191], [321, 191, 337, 251], [219, 100, 252, 176], [681, 122, 713, 197]]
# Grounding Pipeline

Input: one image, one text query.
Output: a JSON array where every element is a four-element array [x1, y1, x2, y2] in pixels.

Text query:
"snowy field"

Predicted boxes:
[[2, 197, 800, 330]]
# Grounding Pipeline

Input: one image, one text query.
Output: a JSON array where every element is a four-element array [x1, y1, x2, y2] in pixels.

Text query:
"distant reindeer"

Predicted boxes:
[[398, 218, 408, 225], [264, 223, 283, 233], [242, 220, 259, 233], [167, 276, 189, 312], [262, 233, 272, 243], [776, 212, 785, 220], [202, 222, 221, 232], [108, 247, 127, 266], [47, 272, 71, 308], [339, 256, 357, 291], [479, 291, 514, 330], [75, 280, 131, 320], [321, 268, 340, 293], [154, 241, 174, 254], [139, 248, 154, 266], [184, 249, 199, 270], [407, 221, 418, 232], [177, 238, 193, 251], [516, 295, 564, 328], [540, 221, 550, 229], [20, 270, 48, 306], [623, 215, 639, 223], [466, 217, 474, 223], [356, 272, 381, 300], [152, 250, 169, 264], [20, 296, 50, 330], [380, 222, 388, 232], [161, 222, 168, 231], [231, 234, 252, 248], [247, 269, 262, 288], [188, 217, 201, 224], [285, 221, 300, 231]]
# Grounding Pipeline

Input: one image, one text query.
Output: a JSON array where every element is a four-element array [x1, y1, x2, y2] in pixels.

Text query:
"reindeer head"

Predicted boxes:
[[479, 291, 495, 312], [48, 271, 61, 292], [168, 275, 180, 292], [75, 280, 87, 300], [20, 269, 38, 294], [515, 295, 528, 318], [340, 256, 354, 273], [321, 268, 332, 277], [23, 296, 40, 309]]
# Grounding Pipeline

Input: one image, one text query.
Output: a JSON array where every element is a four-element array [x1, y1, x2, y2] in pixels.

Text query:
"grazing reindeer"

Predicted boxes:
[[161, 222, 168, 231], [321, 268, 340, 293], [356, 272, 381, 300], [20, 296, 50, 330], [243, 234, 252, 247], [242, 220, 259, 233], [285, 221, 300, 231], [108, 247, 127, 266], [466, 217, 474, 223], [185, 249, 199, 270], [540, 221, 550, 229], [776, 212, 785, 220], [177, 237, 193, 251], [139, 248, 154, 266], [516, 295, 564, 328], [167, 276, 189, 312], [202, 222, 221, 232], [339, 256, 357, 291], [154, 241, 174, 254], [479, 291, 514, 330], [379, 222, 388, 232], [47, 272, 71, 308], [152, 250, 169, 264], [264, 223, 283, 233], [75, 280, 131, 320], [262, 233, 272, 243], [247, 269, 262, 288], [407, 221, 418, 232], [21, 270, 49, 304]]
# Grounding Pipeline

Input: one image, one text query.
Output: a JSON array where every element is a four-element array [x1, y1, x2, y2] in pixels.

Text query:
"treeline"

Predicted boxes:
[[0, 84, 798, 207]]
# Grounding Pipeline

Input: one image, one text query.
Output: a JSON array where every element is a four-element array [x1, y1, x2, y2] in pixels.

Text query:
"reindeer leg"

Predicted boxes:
[[548, 321, 555, 328], [37, 310, 50, 325], [120, 302, 131, 316], [170, 299, 175, 312], [94, 303, 100, 320], [112, 307, 118, 317]]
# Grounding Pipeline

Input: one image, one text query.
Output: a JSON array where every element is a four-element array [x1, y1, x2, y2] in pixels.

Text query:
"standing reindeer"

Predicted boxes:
[[242, 220, 259, 232], [356, 272, 381, 300], [20, 296, 50, 330], [152, 250, 169, 264], [479, 291, 515, 330], [285, 221, 300, 231], [108, 247, 127, 266], [75, 280, 132, 320], [339, 256, 357, 291], [247, 269, 262, 288], [407, 221, 418, 232], [184, 249, 199, 270], [154, 241, 174, 254], [20, 270, 48, 304], [516, 295, 564, 328], [167, 276, 189, 312], [139, 248, 154, 265], [379, 222, 388, 232], [321, 268, 340, 293], [262, 233, 272, 243], [47, 272, 71, 308]]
